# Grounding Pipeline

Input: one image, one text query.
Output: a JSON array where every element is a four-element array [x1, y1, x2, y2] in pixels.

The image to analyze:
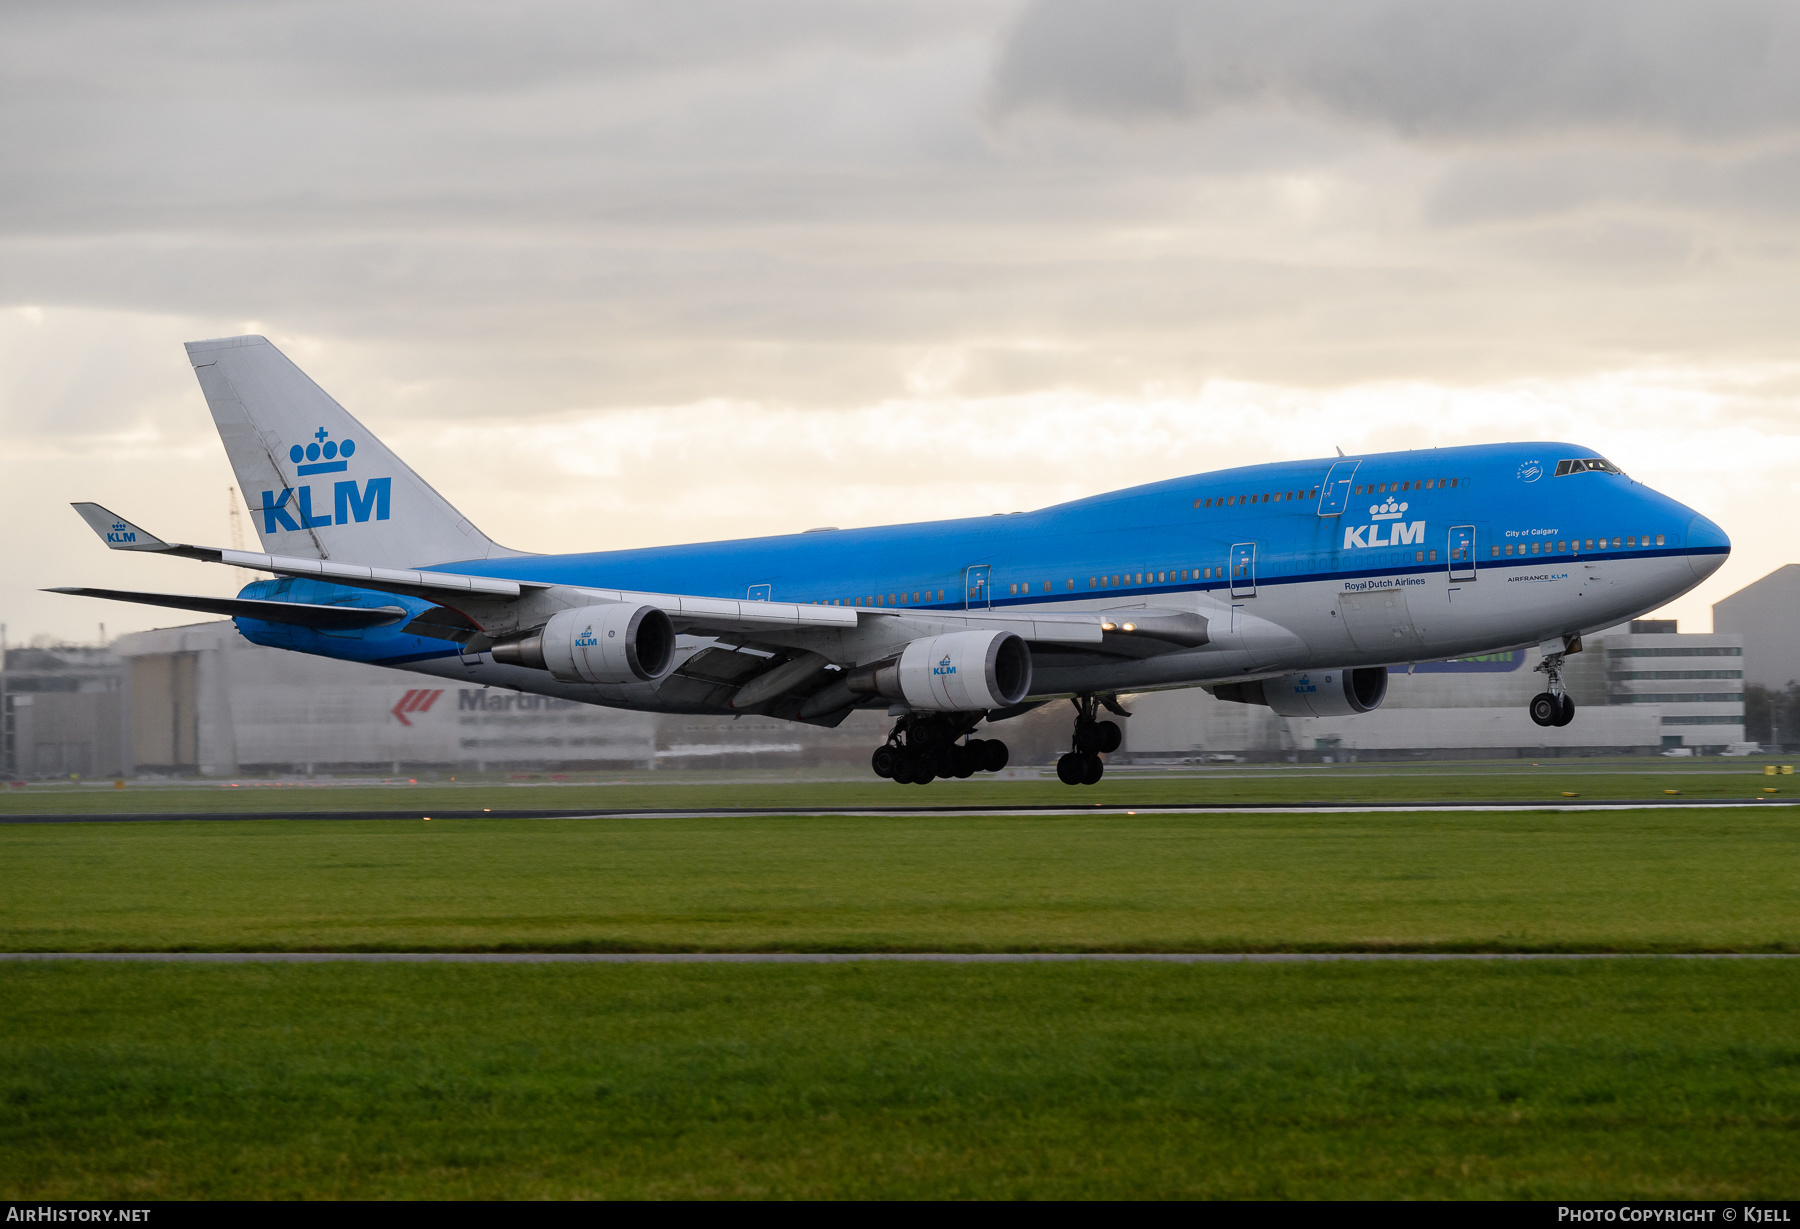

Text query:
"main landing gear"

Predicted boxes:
[[871, 713, 1009, 785], [1057, 695, 1125, 786], [1529, 644, 1577, 728]]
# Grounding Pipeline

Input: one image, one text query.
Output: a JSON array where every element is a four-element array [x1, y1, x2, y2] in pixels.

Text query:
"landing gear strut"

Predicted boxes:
[[870, 712, 1009, 784], [1057, 695, 1125, 786], [1529, 642, 1577, 728]]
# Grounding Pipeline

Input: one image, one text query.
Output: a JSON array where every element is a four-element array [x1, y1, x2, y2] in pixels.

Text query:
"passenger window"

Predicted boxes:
[[1009, 583, 1017, 595], [1450, 479, 1459, 488], [1505, 544, 1514, 555], [1428, 549, 1437, 561], [1491, 546, 1499, 557], [1089, 578, 1097, 588], [1354, 485, 1363, 495], [1203, 498, 1212, 508], [1612, 537, 1621, 548], [1656, 534, 1665, 546], [1626, 536, 1636, 548], [937, 589, 945, 600]]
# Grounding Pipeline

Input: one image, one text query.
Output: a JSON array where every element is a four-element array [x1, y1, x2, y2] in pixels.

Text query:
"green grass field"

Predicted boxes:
[[4, 959, 1798, 1198], [4, 808, 1797, 952], [8, 765, 1795, 1198], [3, 756, 1794, 815]]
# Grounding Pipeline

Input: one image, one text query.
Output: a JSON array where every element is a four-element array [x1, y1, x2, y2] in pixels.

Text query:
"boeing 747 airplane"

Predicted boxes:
[[55, 336, 1730, 784]]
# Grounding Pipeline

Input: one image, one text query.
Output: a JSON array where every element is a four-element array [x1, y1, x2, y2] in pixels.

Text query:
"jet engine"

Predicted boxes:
[[491, 603, 676, 684], [847, 629, 1033, 711], [1211, 667, 1387, 717]]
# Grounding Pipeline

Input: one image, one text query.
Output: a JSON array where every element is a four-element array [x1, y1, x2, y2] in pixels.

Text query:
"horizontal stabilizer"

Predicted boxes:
[[45, 587, 407, 630], [71, 503, 171, 551]]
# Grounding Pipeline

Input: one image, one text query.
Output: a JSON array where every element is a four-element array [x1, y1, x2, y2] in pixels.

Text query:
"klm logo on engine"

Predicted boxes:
[[105, 520, 137, 544], [574, 627, 598, 649], [1344, 497, 1424, 550], [933, 655, 956, 677], [259, 426, 390, 534]]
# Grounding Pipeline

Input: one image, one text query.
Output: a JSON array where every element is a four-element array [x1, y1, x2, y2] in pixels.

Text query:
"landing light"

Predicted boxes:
[[1122, 622, 1137, 633], [1101, 621, 1117, 631]]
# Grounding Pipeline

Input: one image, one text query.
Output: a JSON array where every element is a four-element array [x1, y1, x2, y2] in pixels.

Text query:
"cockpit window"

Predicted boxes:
[[1554, 457, 1622, 477]]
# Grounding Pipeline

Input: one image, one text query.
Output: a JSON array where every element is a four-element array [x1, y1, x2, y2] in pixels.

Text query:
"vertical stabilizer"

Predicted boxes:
[[185, 336, 515, 567]]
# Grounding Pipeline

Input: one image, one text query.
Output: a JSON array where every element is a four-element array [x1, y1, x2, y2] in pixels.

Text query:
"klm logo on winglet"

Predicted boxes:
[[933, 655, 956, 677], [105, 520, 137, 545], [259, 427, 390, 533], [1344, 497, 1424, 550]]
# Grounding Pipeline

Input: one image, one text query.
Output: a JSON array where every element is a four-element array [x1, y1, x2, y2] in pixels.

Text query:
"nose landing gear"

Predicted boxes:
[[1529, 639, 1578, 728], [871, 712, 1009, 784], [1057, 694, 1125, 786]]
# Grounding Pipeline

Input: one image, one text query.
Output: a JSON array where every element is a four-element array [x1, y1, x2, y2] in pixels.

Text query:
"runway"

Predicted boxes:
[[3, 951, 1795, 963], [0, 797, 1793, 823]]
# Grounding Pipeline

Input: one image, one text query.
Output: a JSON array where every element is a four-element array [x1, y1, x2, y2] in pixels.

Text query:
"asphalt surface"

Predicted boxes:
[[0, 798, 1794, 823]]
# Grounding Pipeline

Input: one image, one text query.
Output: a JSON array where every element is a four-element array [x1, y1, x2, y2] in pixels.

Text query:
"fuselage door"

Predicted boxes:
[[1317, 460, 1361, 516], [1230, 542, 1256, 598], [746, 583, 772, 601], [1448, 526, 1476, 582], [964, 564, 992, 610]]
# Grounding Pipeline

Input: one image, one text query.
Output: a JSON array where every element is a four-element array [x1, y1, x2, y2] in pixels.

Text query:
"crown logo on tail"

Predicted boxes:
[[290, 427, 357, 475]]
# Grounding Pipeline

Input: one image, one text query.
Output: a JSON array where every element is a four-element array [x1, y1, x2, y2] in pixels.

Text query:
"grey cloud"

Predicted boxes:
[[993, 0, 1800, 141], [4, 0, 994, 98], [1429, 146, 1800, 224]]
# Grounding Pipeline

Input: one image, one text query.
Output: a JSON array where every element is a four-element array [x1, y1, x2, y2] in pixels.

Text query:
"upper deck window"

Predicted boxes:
[[1554, 457, 1623, 477]]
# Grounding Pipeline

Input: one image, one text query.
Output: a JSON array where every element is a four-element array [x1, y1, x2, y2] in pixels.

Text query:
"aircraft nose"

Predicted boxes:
[[1685, 513, 1730, 580]]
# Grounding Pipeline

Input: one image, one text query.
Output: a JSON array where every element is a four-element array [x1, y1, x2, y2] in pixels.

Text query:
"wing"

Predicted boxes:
[[66, 502, 1188, 650], [43, 586, 407, 630]]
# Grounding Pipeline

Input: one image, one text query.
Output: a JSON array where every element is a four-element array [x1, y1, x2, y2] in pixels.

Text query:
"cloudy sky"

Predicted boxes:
[[4, 0, 1797, 644]]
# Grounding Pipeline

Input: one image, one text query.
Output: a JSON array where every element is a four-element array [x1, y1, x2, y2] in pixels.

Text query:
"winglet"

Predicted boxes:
[[70, 503, 172, 552]]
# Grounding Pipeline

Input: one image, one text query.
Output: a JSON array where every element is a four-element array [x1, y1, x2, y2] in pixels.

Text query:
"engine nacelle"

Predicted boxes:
[[490, 603, 676, 684], [847, 630, 1033, 712], [1212, 667, 1387, 717]]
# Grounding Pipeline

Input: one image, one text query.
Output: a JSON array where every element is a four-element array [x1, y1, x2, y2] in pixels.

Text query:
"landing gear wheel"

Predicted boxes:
[[890, 754, 916, 785], [1094, 720, 1122, 753], [1080, 753, 1105, 785], [1529, 692, 1561, 727], [1553, 694, 1576, 727], [1056, 753, 1085, 785], [981, 740, 1009, 772], [871, 746, 896, 779], [934, 743, 958, 779], [952, 744, 978, 779], [912, 761, 937, 785]]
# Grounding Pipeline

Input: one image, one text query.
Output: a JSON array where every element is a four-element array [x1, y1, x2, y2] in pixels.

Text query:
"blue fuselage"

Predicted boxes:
[[235, 440, 1728, 711]]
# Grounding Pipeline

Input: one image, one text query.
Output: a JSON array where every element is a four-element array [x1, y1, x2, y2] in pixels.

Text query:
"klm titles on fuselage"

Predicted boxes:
[[259, 427, 392, 533], [1343, 498, 1424, 550]]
